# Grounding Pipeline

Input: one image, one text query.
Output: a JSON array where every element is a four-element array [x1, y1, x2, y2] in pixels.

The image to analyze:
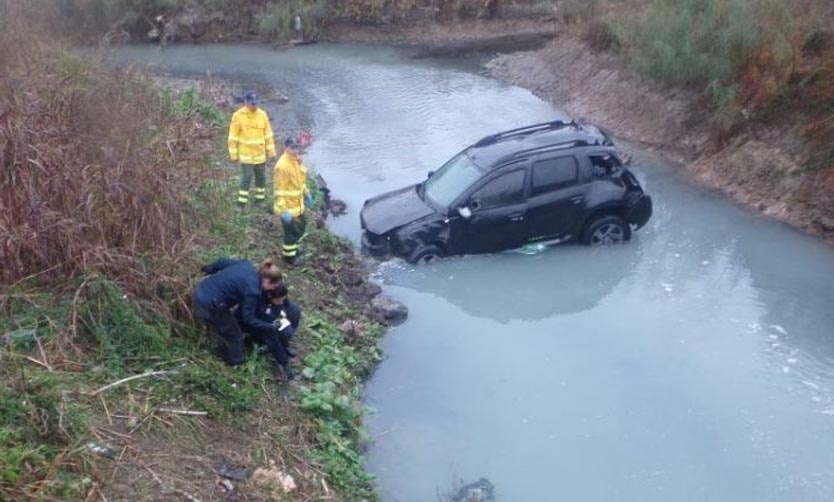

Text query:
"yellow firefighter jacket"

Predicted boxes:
[[273, 151, 310, 217], [228, 106, 277, 165]]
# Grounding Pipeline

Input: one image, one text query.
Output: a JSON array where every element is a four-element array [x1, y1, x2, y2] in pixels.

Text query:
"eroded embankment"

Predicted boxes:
[[487, 36, 834, 244]]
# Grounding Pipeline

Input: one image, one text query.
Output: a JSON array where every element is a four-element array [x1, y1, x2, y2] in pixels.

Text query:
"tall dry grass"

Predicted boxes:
[[0, 1, 221, 298]]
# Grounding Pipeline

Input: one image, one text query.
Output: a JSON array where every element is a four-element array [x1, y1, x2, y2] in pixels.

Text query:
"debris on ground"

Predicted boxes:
[[329, 198, 348, 216], [87, 442, 117, 459], [218, 464, 251, 481], [250, 467, 297, 494], [339, 319, 365, 338], [451, 477, 495, 502], [217, 478, 234, 495], [371, 295, 408, 324]]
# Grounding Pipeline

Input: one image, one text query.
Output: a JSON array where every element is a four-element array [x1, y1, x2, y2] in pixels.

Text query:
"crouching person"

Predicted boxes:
[[193, 257, 283, 366], [238, 283, 302, 380]]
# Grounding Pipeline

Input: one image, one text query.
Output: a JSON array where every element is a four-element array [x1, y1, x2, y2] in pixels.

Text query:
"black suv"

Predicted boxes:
[[360, 120, 652, 264]]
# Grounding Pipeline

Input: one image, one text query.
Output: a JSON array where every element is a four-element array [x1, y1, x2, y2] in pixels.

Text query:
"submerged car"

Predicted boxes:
[[360, 120, 652, 264]]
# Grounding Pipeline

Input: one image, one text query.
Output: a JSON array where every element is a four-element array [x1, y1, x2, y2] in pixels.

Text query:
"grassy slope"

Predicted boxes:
[[0, 12, 385, 500], [2, 198, 385, 501], [575, 0, 834, 166]]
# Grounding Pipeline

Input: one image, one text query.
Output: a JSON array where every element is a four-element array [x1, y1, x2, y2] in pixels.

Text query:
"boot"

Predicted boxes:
[[282, 255, 305, 266], [281, 363, 295, 381]]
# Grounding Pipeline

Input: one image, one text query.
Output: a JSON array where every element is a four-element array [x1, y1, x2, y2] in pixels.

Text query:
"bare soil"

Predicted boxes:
[[326, 16, 556, 50]]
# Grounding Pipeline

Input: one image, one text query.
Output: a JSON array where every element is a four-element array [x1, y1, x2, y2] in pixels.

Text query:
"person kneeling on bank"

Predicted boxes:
[[237, 283, 302, 380], [193, 257, 283, 366]]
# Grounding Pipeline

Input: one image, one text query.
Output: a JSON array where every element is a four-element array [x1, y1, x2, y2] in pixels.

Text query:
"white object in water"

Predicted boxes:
[[769, 325, 788, 335]]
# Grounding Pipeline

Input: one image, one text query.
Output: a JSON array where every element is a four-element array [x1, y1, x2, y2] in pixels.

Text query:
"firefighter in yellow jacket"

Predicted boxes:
[[228, 91, 277, 207], [274, 137, 312, 265]]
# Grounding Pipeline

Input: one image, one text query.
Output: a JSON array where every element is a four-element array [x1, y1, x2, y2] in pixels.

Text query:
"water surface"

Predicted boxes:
[[112, 44, 834, 501]]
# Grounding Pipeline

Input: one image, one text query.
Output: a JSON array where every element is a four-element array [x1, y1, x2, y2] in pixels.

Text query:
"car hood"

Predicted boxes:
[[361, 185, 436, 235]]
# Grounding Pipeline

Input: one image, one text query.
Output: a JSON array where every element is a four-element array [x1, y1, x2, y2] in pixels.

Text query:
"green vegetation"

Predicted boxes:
[[258, 0, 328, 39], [619, 0, 758, 107], [1, 2, 386, 499], [38, 0, 542, 42], [570, 0, 834, 163], [300, 315, 382, 498], [0, 86, 384, 500]]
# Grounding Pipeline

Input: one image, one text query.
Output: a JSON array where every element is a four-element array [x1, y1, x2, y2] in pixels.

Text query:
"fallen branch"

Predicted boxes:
[[88, 370, 177, 396], [157, 408, 208, 416]]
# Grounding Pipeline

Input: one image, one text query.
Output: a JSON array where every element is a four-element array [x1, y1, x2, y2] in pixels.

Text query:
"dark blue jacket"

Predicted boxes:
[[194, 258, 275, 333], [236, 296, 301, 336]]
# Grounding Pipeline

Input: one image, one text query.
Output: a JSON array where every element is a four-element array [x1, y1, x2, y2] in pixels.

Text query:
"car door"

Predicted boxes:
[[451, 167, 529, 254], [524, 155, 588, 243]]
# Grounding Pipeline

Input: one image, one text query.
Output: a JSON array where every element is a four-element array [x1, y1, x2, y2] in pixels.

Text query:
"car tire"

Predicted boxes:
[[407, 245, 444, 265], [581, 215, 631, 246]]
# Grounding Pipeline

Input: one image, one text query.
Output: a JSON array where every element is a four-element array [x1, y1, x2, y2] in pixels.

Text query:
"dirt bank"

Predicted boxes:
[[326, 17, 557, 55], [486, 35, 834, 244]]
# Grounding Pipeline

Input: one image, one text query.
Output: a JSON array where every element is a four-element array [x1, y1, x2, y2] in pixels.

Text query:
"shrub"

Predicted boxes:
[[560, 0, 599, 25], [614, 0, 758, 107], [584, 18, 620, 52], [0, 2, 223, 294]]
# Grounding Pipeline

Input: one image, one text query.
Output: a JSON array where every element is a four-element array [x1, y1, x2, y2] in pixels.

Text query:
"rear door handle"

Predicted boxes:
[[570, 196, 585, 205], [509, 214, 525, 222]]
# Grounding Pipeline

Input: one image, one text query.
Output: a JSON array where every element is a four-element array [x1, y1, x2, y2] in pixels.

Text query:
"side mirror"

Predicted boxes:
[[457, 206, 472, 219], [427, 170, 435, 179]]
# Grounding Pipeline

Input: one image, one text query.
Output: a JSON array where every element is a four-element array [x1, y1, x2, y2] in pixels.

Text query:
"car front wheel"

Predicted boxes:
[[407, 244, 444, 265], [581, 215, 631, 245]]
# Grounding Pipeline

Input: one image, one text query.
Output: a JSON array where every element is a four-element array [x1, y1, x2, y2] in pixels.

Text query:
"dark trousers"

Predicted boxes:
[[281, 212, 307, 260], [249, 329, 292, 366], [237, 163, 266, 205], [194, 300, 245, 366]]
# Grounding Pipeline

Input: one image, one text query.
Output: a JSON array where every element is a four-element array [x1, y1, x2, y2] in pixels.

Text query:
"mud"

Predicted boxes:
[[486, 35, 834, 244], [326, 17, 556, 52]]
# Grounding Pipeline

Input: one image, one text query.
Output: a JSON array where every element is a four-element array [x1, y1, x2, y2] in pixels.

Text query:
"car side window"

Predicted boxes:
[[531, 156, 578, 196], [588, 154, 621, 177], [470, 169, 526, 211]]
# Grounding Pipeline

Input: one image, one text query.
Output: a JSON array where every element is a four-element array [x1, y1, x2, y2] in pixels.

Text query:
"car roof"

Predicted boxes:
[[467, 120, 615, 169]]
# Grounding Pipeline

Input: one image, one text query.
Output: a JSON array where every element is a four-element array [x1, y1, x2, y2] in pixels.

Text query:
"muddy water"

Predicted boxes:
[[111, 44, 834, 501]]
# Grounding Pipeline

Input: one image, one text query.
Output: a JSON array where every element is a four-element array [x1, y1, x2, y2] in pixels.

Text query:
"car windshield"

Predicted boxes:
[[423, 152, 482, 207]]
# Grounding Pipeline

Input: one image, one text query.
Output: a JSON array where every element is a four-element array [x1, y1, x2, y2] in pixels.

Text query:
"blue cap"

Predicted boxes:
[[244, 91, 258, 104]]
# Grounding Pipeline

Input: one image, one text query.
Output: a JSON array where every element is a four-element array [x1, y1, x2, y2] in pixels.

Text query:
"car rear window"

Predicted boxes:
[[532, 156, 578, 196]]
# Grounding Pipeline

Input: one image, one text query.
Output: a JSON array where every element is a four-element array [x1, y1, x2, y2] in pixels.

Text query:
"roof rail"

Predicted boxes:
[[473, 119, 575, 148], [511, 139, 593, 158]]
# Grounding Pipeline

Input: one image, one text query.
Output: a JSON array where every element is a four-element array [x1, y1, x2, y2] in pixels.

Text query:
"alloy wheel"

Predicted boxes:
[[590, 223, 625, 245]]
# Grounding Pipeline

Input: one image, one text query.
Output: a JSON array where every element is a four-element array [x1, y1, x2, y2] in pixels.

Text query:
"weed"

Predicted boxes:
[[619, 0, 759, 104], [560, 0, 599, 25], [584, 17, 620, 52], [298, 314, 378, 499], [259, 0, 329, 41], [1, 4, 387, 499], [77, 279, 170, 374]]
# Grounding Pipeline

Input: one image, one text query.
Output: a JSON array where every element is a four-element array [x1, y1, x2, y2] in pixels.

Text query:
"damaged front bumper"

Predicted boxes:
[[361, 231, 392, 258], [627, 193, 653, 230]]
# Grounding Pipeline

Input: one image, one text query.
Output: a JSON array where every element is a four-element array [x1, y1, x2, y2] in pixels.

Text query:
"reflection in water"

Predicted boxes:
[[374, 244, 640, 322], [107, 44, 834, 502]]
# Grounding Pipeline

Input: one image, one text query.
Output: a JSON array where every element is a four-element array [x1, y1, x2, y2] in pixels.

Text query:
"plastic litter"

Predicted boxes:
[[87, 442, 117, 459], [517, 243, 547, 255], [218, 464, 251, 481]]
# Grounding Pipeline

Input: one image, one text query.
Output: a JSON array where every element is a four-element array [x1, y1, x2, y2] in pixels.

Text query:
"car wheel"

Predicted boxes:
[[581, 215, 631, 246], [407, 245, 444, 265]]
